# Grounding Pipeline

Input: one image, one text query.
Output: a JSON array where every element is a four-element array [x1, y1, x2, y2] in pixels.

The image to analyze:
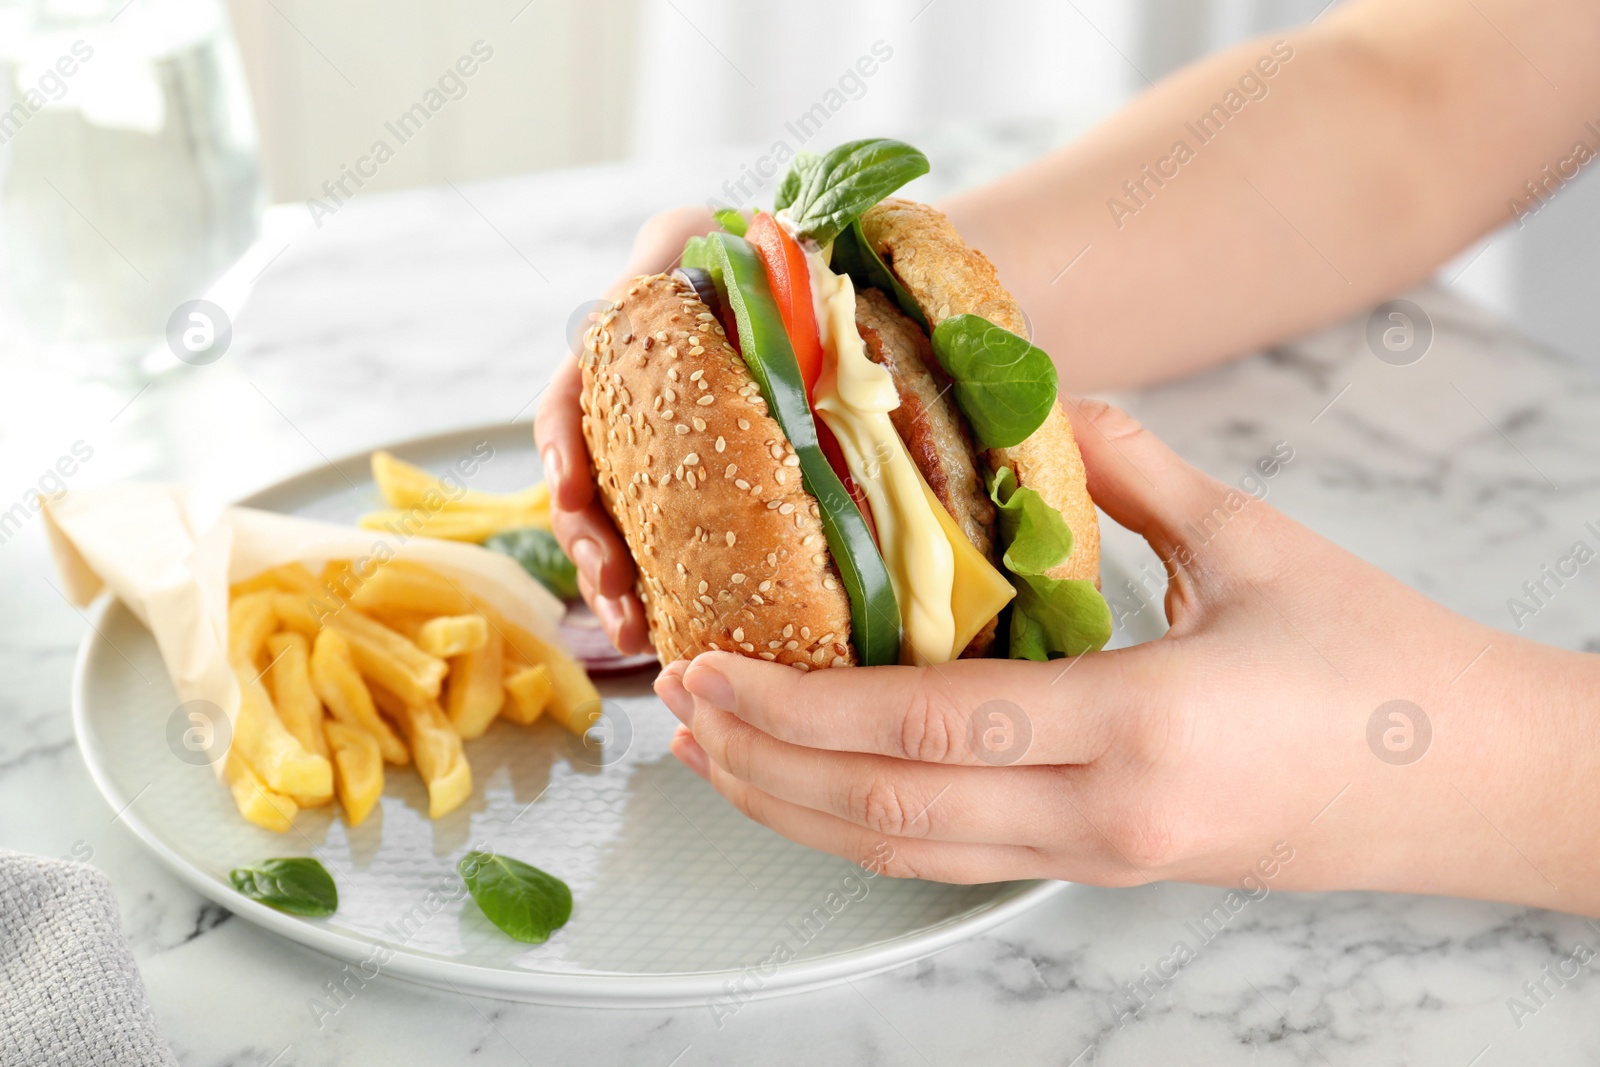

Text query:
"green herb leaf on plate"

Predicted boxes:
[[783, 139, 928, 246], [458, 851, 573, 944], [485, 527, 578, 601], [229, 858, 338, 917], [989, 466, 1112, 660], [930, 315, 1059, 449]]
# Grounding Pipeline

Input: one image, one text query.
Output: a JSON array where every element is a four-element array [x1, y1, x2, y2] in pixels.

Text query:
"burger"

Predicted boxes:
[[579, 139, 1111, 669]]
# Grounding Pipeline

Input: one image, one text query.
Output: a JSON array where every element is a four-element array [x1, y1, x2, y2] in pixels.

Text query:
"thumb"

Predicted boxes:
[[1060, 397, 1250, 568]]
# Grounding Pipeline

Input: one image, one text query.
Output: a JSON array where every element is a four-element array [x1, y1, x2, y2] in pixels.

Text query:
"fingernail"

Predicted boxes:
[[542, 448, 564, 496], [672, 731, 710, 779], [594, 594, 625, 637], [655, 672, 694, 726], [684, 661, 736, 712], [571, 537, 603, 581]]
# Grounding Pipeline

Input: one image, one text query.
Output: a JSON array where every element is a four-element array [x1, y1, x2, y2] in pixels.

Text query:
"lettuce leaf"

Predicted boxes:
[[989, 466, 1112, 660]]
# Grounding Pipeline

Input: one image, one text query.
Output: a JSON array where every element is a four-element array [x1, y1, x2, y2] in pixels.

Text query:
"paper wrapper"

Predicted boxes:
[[43, 484, 565, 779]]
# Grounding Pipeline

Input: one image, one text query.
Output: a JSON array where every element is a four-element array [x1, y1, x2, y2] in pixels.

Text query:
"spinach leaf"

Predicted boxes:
[[784, 139, 928, 246], [989, 467, 1112, 659], [773, 151, 822, 211], [930, 315, 1059, 449], [458, 851, 573, 944], [229, 858, 338, 917], [712, 208, 748, 237], [830, 219, 929, 331], [485, 527, 578, 601]]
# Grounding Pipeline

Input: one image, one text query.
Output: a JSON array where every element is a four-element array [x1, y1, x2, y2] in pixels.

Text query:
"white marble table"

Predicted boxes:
[[4, 124, 1600, 1065]]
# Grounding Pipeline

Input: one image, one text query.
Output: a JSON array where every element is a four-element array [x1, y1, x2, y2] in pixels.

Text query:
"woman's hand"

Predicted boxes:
[[655, 400, 1600, 914], [535, 206, 716, 653]]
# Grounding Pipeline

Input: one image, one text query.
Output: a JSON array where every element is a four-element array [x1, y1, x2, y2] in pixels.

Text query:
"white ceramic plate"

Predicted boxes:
[[73, 423, 1165, 1007]]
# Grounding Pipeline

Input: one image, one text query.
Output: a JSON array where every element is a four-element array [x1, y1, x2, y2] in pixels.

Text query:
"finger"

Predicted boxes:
[[698, 755, 1043, 884], [552, 500, 638, 600], [575, 568, 650, 655], [681, 651, 1136, 767], [690, 701, 1091, 847], [534, 357, 593, 513], [670, 724, 708, 778], [612, 206, 718, 288]]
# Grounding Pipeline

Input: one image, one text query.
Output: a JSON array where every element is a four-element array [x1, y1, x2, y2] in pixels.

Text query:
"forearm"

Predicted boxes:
[[1335, 635, 1600, 915], [943, 0, 1600, 390]]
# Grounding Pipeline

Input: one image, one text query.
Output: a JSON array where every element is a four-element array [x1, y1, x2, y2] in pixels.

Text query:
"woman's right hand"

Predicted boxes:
[[535, 206, 717, 653]]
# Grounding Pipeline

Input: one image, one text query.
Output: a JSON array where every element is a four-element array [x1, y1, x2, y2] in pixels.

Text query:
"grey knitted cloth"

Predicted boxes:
[[1, 850, 179, 1067]]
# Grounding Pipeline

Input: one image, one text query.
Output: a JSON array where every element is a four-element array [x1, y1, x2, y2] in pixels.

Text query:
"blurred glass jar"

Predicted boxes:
[[0, 0, 262, 374]]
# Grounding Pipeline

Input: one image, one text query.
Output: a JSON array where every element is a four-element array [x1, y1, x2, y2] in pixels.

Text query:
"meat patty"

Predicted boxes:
[[853, 286, 1001, 657]]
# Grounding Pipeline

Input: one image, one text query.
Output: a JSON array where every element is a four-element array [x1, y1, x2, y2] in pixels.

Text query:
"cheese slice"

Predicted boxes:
[[801, 238, 1013, 663]]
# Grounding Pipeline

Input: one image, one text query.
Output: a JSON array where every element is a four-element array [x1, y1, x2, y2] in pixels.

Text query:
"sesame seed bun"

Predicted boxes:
[[860, 199, 1101, 584], [580, 273, 855, 670]]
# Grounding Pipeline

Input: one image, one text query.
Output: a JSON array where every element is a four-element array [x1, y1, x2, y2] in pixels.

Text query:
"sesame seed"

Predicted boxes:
[[697, 395, 715, 406], [662, 409, 674, 420], [667, 367, 679, 380], [731, 573, 746, 584], [725, 531, 736, 547], [778, 502, 795, 515], [735, 479, 750, 490], [698, 580, 709, 593], [759, 652, 776, 661], [738, 419, 751, 430], [684, 453, 700, 466], [689, 369, 704, 381], [749, 594, 764, 605], [823, 578, 837, 590], [758, 580, 771, 592], [740, 643, 755, 653], [715, 436, 726, 452], [675, 425, 689, 435], [732, 628, 745, 641]]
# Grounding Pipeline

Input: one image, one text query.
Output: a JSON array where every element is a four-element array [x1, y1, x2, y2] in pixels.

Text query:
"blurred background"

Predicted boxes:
[[0, 0, 1591, 380]]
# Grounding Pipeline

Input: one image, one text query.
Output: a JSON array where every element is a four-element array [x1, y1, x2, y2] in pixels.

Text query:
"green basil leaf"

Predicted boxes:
[[773, 151, 822, 211], [712, 208, 748, 237], [785, 139, 928, 246], [458, 851, 572, 944], [829, 219, 929, 332], [485, 527, 578, 601], [930, 315, 1059, 449], [989, 466, 1111, 660], [229, 858, 338, 917]]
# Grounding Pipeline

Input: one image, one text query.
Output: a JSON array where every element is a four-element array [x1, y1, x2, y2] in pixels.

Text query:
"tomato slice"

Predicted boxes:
[[746, 212, 823, 394], [746, 212, 875, 535]]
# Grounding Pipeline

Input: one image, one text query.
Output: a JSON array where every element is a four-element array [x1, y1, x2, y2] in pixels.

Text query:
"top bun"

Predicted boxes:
[[861, 199, 1100, 584], [580, 273, 855, 669]]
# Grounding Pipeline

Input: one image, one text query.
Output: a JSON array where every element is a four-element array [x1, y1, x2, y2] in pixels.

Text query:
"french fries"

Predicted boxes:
[[322, 608, 447, 706], [445, 631, 505, 740], [371, 687, 472, 818], [309, 629, 410, 765], [224, 751, 298, 833], [324, 720, 383, 825], [220, 553, 596, 833], [503, 663, 552, 725], [358, 451, 552, 543], [232, 665, 333, 801], [265, 632, 329, 762]]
